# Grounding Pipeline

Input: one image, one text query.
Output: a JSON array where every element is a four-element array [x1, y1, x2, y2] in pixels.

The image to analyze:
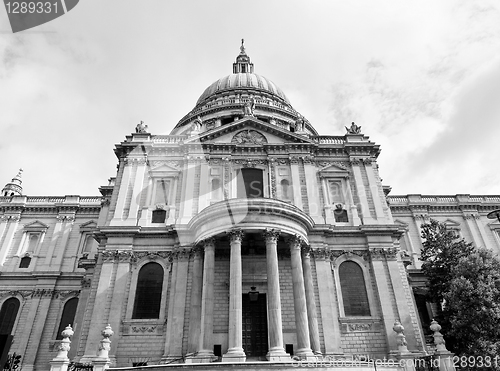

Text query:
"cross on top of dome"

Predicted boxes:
[[233, 39, 254, 74]]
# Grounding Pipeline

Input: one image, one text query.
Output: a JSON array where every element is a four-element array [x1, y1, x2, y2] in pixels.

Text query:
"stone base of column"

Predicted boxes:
[[191, 350, 217, 363], [222, 348, 246, 363], [92, 359, 111, 371], [295, 347, 317, 361], [49, 359, 70, 371], [266, 347, 290, 362]]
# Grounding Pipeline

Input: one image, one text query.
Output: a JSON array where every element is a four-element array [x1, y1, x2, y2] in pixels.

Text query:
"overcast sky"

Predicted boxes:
[[1, 0, 499, 197]]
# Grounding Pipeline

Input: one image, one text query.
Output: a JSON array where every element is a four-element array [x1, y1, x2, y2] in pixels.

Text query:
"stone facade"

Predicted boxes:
[[1, 44, 500, 370]]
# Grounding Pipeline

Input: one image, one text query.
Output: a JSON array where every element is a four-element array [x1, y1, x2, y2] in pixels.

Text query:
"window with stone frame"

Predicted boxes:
[[211, 177, 222, 200], [21, 232, 41, 255], [132, 263, 164, 319], [154, 179, 170, 205], [339, 261, 370, 316], [329, 180, 348, 222], [56, 298, 78, 340], [151, 209, 167, 223], [78, 221, 97, 257], [280, 179, 290, 200]]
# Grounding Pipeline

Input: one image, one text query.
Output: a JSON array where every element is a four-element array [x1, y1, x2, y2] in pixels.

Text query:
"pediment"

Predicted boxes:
[[24, 220, 49, 230], [186, 117, 315, 145], [318, 162, 350, 177], [80, 220, 97, 230], [443, 219, 461, 227], [149, 161, 180, 173]]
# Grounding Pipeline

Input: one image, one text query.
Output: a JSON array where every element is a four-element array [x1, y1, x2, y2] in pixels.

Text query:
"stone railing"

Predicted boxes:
[[151, 135, 187, 143], [388, 195, 500, 205], [312, 136, 345, 144], [0, 196, 102, 205]]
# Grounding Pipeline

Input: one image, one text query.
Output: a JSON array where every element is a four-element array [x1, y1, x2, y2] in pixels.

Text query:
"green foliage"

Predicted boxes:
[[420, 219, 500, 367], [420, 219, 474, 303]]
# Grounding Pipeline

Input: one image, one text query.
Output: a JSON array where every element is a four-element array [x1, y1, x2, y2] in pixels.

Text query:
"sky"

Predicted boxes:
[[1, 0, 500, 197]]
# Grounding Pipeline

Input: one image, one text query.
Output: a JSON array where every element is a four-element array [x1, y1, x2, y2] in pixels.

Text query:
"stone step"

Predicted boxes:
[[109, 360, 404, 371]]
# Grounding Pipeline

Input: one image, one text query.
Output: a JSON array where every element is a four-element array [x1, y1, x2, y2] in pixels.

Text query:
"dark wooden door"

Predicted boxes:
[[242, 293, 268, 357]]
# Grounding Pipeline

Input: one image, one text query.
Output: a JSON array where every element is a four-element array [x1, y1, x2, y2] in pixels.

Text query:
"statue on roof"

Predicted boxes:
[[345, 122, 362, 135], [192, 116, 203, 132], [243, 97, 256, 116], [240, 38, 246, 54], [294, 116, 304, 132], [135, 121, 149, 134]]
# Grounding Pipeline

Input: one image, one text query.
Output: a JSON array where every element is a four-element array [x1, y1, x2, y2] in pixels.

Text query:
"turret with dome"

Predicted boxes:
[[171, 40, 317, 136]]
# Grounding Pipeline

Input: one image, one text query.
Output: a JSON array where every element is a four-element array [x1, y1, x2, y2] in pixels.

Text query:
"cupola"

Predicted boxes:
[[2, 168, 23, 197], [233, 39, 254, 74]]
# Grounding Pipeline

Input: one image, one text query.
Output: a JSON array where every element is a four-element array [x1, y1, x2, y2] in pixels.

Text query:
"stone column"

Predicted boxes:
[[222, 229, 246, 362], [263, 229, 289, 361], [301, 246, 321, 355], [289, 236, 315, 360], [197, 239, 216, 362], [187, 246, 203, 356]]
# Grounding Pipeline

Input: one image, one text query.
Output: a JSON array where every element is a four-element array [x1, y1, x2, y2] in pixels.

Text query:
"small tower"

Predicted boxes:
[[233, 39, 254, 74], [2, 169, 23, 197]]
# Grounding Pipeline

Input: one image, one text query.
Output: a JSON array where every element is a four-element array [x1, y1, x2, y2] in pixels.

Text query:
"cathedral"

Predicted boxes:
[[1, 42, 500, 370]]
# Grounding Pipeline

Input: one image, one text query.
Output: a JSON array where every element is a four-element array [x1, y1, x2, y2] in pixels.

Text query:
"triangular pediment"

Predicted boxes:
[[80, 220, 97, 229], [148, 161, 180, 173], [185, 117, 315, 145], [443, 219, 461, 227], [318, 162, 350, 178], [24, 220, 49, 230], [319, 163, 349, 172]]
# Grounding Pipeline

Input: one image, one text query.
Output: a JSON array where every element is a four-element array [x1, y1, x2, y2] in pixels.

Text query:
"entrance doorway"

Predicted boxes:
[[242, 293, 268, 358]]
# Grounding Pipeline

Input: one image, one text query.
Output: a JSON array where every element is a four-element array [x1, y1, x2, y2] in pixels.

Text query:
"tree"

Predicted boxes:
[[420, 219, 500, 367], [420, 219, 474, 304]]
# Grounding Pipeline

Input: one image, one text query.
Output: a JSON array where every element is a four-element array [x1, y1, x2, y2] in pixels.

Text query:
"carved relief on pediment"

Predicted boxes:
[[231, 130, 268, 145]]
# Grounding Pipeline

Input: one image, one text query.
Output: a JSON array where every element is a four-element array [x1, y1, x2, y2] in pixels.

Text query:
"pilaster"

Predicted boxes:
[[313, 249, 342, 354], [165, 247, 190, 359], [363, 159, 389, 223], [350, 159, 374, 224]]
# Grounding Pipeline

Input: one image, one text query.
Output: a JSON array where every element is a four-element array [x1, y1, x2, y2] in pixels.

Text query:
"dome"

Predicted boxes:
[[171, 40, 317, 136], [196, 73, 290, 106]]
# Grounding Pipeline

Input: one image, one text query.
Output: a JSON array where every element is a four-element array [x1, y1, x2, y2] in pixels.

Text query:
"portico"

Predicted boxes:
[[187, 200, 320, 362]]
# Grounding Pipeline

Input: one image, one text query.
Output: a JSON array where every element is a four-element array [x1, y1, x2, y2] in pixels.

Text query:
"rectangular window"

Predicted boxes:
[[82, 234, 94, 254], [328, 181, 344, 205], [154, 180, 169, 205], [26, 233, 40, 253]]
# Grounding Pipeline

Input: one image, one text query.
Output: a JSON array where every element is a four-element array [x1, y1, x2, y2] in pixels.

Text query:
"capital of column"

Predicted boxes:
[[263, 228, 280, 243], [202, 237, 216, 251], [228, 228, 244, 243], [191, 245, 204, 259], [288, 234, 304, 251], [301, 244, 311, 258]]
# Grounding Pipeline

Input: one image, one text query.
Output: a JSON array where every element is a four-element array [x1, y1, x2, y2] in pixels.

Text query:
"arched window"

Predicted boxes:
[[0, 298, 20, 334], [339, 261, 370, 316], [280, 179, 290, 199], [56, 298, 78, 340], [132, 263, 164, 319]]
